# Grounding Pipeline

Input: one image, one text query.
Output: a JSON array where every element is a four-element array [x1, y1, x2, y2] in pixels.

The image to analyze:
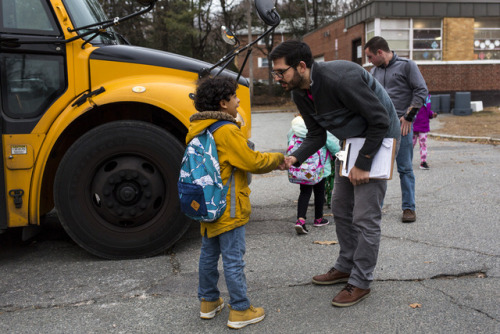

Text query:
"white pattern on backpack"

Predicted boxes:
[[287, 134, 328, 185], [177, 121, 235, 222]]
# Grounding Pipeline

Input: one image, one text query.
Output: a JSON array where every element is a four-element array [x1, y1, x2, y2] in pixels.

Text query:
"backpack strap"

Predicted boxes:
[[207, 120, 237, 218], [207, 120, 235, 133]]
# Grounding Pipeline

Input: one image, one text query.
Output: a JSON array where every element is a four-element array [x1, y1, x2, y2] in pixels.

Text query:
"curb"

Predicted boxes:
[[252, 109, 296, 114], [429, 132, 500, 144], [252, 111, 500, 144]]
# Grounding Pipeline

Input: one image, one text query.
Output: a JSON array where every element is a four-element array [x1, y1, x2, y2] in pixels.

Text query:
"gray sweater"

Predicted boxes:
[[370, 52, 428, 117], [291, 60, 400, 172]]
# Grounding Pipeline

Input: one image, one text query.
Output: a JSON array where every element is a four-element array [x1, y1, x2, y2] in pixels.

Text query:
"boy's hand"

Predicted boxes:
[[276, 161, 286, 170], [432, 112, 438, 118]]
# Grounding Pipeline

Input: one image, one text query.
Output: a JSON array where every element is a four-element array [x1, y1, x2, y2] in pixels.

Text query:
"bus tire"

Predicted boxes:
[[54, 120, 190, 259]]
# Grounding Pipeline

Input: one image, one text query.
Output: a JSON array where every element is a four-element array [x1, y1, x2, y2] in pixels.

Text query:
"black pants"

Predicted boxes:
[[297, 178, 325, 220]]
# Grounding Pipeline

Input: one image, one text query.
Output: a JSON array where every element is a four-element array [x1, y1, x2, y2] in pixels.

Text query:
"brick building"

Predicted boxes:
[[240, 0, 500, 106]]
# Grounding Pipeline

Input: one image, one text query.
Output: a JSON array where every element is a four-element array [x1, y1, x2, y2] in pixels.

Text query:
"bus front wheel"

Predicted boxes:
[[54, 121, 190, 259]]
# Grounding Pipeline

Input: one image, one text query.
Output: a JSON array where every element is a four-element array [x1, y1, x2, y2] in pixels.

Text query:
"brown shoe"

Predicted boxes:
[[312, 267, 350, 285], [402, 209, 416, 223], [331, 283, 371, 307]]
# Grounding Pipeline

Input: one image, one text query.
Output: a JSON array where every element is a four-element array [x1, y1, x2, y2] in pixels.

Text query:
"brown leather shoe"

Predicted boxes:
[[402, 209, 416, 223], [331, 283, 371, 307], [312, 267, 350, 285]]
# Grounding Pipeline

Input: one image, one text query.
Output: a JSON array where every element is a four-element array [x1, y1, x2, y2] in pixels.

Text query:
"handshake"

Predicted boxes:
[[276, 155, 298, 170]]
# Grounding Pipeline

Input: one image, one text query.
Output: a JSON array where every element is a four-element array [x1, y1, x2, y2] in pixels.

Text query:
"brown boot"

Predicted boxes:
[[312, 267, 350, 285], [331, 283, 371, 307], [402, 209, 416, 223]]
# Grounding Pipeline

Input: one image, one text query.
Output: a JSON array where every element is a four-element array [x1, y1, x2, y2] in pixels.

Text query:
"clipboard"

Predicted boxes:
[[335, 138, 396, 180]]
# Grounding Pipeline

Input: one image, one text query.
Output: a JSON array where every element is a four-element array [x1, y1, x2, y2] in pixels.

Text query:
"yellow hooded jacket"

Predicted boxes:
[[186, 111, 284, 238]]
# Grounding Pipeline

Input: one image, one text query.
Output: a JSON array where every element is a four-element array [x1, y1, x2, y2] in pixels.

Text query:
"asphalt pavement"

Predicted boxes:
[[0, 111, 498, 333]]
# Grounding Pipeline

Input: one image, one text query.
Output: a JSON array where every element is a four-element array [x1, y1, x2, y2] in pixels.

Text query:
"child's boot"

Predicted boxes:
[[200, 297, 224, 319], [227, 305, 265, 329]]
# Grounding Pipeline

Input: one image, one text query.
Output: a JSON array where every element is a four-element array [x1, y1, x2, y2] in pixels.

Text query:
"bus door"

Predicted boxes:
[[0, 0, 67, 228]]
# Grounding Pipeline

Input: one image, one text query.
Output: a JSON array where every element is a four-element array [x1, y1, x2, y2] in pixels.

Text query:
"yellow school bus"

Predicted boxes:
[[0, 0, 280, 258]]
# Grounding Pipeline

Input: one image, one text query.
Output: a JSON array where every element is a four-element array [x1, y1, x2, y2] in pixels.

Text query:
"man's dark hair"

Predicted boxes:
[[364, 36, 391, 54], [194, 76, 238, 112], [269, 40, 314, 68]]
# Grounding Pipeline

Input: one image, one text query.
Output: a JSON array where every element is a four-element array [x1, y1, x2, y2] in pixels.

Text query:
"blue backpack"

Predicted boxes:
[[177, 121, 236, 222]]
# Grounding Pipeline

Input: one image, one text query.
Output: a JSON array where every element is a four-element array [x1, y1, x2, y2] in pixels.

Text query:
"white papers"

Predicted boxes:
[[335, 138, 396, 180]]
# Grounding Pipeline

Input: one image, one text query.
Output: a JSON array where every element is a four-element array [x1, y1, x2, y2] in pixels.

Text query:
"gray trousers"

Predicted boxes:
[[331, 159, 387, 289]]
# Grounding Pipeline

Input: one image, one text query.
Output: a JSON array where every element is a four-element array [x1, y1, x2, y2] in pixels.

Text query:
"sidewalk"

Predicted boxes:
[[429, 112, 500, 143]]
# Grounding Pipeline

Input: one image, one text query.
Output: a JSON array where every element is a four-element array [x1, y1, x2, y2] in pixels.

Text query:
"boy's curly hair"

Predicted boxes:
[[194, 76, 238, 112]]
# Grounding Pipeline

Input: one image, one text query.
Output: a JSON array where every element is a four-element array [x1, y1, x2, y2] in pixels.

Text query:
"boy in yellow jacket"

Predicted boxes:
[[187, 76, 284, 329]]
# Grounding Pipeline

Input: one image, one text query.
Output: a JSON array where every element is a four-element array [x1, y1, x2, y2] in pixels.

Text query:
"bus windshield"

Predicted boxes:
[[62, 0, 121, 45]]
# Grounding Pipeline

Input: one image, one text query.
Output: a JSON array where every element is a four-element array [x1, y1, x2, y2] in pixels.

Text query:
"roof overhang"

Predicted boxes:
[[345, 0, 500, 28]]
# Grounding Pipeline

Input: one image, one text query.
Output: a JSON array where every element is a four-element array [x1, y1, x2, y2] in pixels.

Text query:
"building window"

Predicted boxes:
[[366, 20, 375, 42], [366, 18, 442, 61], [380, 19, 410, 58], [258, 57, 269, 68], [412, 19, 442, 61], [474, 18, 500, 60]]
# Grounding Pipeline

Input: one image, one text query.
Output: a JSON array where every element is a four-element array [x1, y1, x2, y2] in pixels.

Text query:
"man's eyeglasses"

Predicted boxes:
[[271, 62, 299, 79]]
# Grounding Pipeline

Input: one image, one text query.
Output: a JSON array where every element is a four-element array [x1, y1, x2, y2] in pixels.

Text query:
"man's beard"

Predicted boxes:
[[280, 70, 304, 91]]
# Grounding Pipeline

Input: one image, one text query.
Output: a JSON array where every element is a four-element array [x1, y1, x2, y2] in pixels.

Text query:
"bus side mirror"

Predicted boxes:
[[136, 0, 157, 6], [255, 0, 281, 26]]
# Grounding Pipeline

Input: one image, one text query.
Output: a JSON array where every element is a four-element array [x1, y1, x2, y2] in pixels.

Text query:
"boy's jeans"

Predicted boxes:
[[396, 128, 416, 211], [198, 225, 250, 311]]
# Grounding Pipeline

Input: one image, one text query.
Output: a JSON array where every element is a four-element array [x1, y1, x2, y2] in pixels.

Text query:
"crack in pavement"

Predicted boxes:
[[0, 290, 165, 314], [1, 272, 494, 316], [418, 280, 498, 322], [285, 271, 489, 287], [0, 256, 184, 314], [382, 234, 499, 257]]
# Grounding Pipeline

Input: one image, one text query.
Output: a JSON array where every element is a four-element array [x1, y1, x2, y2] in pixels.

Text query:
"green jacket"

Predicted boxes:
[[187, 111, 284, 238]]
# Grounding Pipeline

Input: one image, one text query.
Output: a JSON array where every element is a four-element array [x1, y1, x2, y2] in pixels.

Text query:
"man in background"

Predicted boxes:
[[365, 36, 428, 223]]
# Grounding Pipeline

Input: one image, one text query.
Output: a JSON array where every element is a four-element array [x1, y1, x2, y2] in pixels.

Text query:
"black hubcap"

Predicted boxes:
[[91, 156, 165, 228]]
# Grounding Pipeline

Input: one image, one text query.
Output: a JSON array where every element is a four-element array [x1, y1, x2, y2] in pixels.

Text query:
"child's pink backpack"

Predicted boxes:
[[287, 134, 328, 185]]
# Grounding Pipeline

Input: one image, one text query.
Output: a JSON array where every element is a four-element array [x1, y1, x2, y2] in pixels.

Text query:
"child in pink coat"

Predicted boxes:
[[413, 95, 437, 170]]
